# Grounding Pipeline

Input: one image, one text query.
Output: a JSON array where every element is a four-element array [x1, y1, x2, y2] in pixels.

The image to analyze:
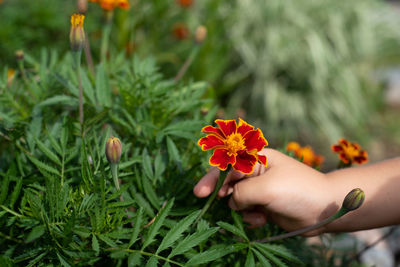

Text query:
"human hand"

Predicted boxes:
[[194, 148, 341, 236]]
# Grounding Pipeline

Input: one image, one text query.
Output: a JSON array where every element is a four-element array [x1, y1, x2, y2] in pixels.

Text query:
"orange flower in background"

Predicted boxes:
[[7, 68, 16, 85], [286, 142, 324, 168], [172, 23, 189, 40], [198, 119, 268, 174], [331, 138, 368, 165], [176, 0, 194, 8], [89, 0, 130, 11]]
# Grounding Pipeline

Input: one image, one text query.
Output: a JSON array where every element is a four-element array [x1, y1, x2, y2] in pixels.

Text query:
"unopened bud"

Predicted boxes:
[[77, 0, 88, 14], [69, 14, 85, 52], [15, 50, 24, 61], [105, 136, 122, 164], [342, 188, 365, 211], [195, 25, 207, 44]]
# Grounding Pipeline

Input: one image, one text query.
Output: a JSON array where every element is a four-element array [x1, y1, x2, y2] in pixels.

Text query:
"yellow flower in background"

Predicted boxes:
[[69, 14, 85, 52], [7, 68, 16, 85]]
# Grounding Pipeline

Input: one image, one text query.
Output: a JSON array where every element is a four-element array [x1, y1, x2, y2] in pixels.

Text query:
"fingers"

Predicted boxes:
[[228, 175, 270, 210], [242, 210, 267, 228], [193, 167, 220, 198]]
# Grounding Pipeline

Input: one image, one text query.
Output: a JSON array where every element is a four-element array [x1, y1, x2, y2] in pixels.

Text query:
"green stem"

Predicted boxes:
[[111, 163, 119, 191], [101, 12, 113, 63], [255, 208, 349, 243], [195, 166, 231, 224], [73, 51, 84, 134], [174, 45, 199, 82], [105, 248, 184, 266]]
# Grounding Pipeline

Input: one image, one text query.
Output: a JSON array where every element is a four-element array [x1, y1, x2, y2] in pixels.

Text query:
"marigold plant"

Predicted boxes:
[[198, 118, 268, 174]]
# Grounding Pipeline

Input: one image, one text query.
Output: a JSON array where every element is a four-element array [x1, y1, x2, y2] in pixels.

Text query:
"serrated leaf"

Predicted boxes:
[[95, 64, 111, 107], [254, 246, 288, 267], [186, 243, 247, 266], [217, 221, 248, 241], [142, 176, 159, 209], [251, 247, 272, 267], [142, 149, 154, 180], [131, 191, 155, 217], [166, 137, 180, 163], [57, 253, 71, 267], [231, 210, 245, 234], [157, 210, 201, 254], [26, 225, 46, 243], [128, 252, 142, 267], [128, 208, 144, 248], [145, 256, 158, 267], [98, 234, 118, 248], [154, 150, 165, 182], [253, 243, 302, 265], [141, 199, 174, 250], [80, 69, 96, 106], [92, 235, 100, 255], [27, 252, 47, 267], [245, 249, 255, 267], [35, 138, 61, 166], [168, 227, 219, 258], [38, 95, 78, 107], [27, 155, 60, 176], [119, 158, 141, 170]]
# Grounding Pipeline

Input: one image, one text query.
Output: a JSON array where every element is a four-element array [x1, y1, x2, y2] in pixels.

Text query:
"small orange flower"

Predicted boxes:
[[286, 142, 324, 168], [176, 0, 194, 8], [331, 138, 368, 165], [172, 23, 189, 40], [7, 68, 16, 85], [90, 0, 130, 11], [69, 14, 85, 51], [198, 119, 268, 174]]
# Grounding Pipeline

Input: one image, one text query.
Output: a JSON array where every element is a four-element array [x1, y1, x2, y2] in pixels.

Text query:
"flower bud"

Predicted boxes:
[[195, 25, 207, 44], [342, 188, 365, 211], [15, 50, 24, 61], [69, 14, 85, 52], [105, 136, 122, 164], [77, 0, 88, 14]]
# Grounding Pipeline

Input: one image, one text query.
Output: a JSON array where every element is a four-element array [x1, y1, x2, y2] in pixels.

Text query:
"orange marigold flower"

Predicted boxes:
[[176, 0, 194, 8], [172, 23, 189, 40], [90, 0, 130, 11], [198, 118, 268, 174], [286, 141, 300, 153], [286, 141, 324, 168], [331, 138, 368, 165]]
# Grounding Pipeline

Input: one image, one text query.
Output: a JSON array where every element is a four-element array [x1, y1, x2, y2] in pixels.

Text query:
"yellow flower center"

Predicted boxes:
[[225, 133, 246, 156], [71, 14, 85, 27], [343, 145, 359, 160]]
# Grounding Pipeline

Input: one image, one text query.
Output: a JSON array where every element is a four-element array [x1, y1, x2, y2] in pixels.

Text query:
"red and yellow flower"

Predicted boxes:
[[172, 23, 189, 40], [198, 119, 268, 174], [286, 141, 324, 168], [176, 0, 194, 8], [89, 0, 130, 11], [331, 138, 368, 165]]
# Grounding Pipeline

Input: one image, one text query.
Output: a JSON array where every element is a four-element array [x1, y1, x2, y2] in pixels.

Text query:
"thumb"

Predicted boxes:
[[228, 175, 271, 210]]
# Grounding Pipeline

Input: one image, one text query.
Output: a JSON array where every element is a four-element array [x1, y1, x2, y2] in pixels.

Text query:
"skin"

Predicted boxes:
[[193, 148, 400, 236]]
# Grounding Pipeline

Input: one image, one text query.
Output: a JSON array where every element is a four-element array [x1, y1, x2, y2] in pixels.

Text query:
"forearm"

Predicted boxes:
[[324, 157, 400, 233]]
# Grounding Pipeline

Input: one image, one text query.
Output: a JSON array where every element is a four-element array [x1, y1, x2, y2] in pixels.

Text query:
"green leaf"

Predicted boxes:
[[253, 243, 302, 264], [95, 64, 111, 107], [145, 256, 158, 267], [80, 69, 96, 106], [168, 227, 219, 258], [245, 249, 255, 267], [231, 210, 245, 234], [119, 158, 141, 170], [142, 175, 160, 209], [98, 234, 118, 248], [166, 137, 180, 163], [251, 247, 272, 267], [131, 190, 155, 217], [128, 252, 142, 267], [92, 235, 100, 255], [186, 243, 247, 266], [142, 149, 154, 180], [154, 150, 165, 182], [35, 138, 61, 166], [57, 253, 71, 267], [27, 155, 60, 176], [141, 199, 174, 250], [38, 95, 78, 107], [27, 252, 48, 267], [217, 221, 248, 241], [128, 208, 144, 248], [156, 210, 201, 254], [255, 247, 288, 267], [26, 225, 46, 243]]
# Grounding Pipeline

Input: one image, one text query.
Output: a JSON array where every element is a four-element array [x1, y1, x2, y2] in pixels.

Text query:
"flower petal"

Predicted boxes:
[[257, 154, 267, 166], [209, 149, 236, 171], [339, 138, 349, 147], [201, 125, 225, 139], [243, 129, 268, 152], [331, 145, 343, 152], [198, 135, 225, 151], [237, 118, 254, 136], [215, 119, 237, 137], [233, 151, 257, 174], [339, 153, 349, 164]]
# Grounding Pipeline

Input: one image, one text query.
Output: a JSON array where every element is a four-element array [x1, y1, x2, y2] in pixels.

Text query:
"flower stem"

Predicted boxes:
[[254, 207, 349, 243], [111, 163, 120, 191], [73, 51, 84, 135], [101, 11, 113, 64], [195, 166, 231, 224], [174, 45, 199, 82]]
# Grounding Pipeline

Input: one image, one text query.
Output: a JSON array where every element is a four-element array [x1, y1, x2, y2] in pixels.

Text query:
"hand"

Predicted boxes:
[[194, 148, 341, 236]]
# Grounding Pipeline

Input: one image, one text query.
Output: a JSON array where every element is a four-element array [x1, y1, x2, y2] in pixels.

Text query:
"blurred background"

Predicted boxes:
[[1, 0, 399, 170]]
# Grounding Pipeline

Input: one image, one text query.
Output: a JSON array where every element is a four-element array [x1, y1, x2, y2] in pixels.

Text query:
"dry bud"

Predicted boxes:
[[77, 0, 88, 13], [105, 136, 122, 164], [342, 188, 365, 211], [195, 25, 207, 44], [15, 50, 24, 61], [69, 14, 85, 52]]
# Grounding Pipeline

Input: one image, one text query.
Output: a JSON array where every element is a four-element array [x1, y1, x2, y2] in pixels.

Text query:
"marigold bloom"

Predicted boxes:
[[172, 23, 189, 40], [69, 14, 85, 51], [286, 142, 324, 168], [331, 138, 368, 165], [7, 68, 16, 85], [176, 0, 194, 8], [198, 119, 268, 174], [105, 136, 122, 164], [90, 0, 130, 11]]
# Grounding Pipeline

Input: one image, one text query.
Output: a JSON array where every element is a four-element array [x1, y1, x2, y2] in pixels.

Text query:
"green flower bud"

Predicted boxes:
[[69, 14, 85, 52], [105, 136, 122, 164], [342, 188, 365, 211]]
